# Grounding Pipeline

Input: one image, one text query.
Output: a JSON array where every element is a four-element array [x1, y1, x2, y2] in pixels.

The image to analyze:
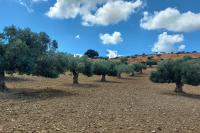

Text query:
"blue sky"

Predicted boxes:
[[0, 0, 200, 58]]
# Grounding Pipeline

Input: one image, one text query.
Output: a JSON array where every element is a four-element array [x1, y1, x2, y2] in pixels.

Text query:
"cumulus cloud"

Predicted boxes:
[[46, 0, 143, 26], [107, 50, 119, 59], [82, 0, 142, 26], [178, 44, 186, 51], [140, 8, 200, 32], [152, 32, 184, 53], [99, 31, 123, 45], [18, 0, 48, 12]]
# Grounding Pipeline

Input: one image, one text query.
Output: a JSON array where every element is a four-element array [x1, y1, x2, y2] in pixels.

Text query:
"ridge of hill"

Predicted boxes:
[[127, 53, 200, 64]]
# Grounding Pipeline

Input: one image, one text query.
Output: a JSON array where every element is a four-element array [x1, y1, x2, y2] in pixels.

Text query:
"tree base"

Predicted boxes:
[[174, 89, 185, 94], [0, 85, 8, 93], [175, 83, 184, 93], [101, 75, 106, 82]]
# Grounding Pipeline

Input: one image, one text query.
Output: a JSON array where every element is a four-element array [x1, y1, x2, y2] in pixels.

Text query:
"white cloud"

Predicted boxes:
[[82, 0, 142, 26], [178, 44, 186, 51], [152, 32, 184, 53], [107, 50, 119, 59], [140, 8, 200, 32], [46, 0, 143, 26], [75, 35, 80, 39], [18, 0, 48, 13], [99, 31, 123, 45]]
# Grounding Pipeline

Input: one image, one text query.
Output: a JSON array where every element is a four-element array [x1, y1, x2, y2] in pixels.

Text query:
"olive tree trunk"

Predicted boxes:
[[117, 73, 121, 79], [175, 82, 183, 93], [0, 71, 7, 92], [101, 74, 106, 82], [140, 70, 143, 74], [131, 72, 135, 76], [72, 71, 79, 84]]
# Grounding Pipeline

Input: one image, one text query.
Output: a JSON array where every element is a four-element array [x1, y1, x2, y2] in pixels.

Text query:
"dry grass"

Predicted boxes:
[[0, 69, 200, 133], [128, 53, 200, 64]]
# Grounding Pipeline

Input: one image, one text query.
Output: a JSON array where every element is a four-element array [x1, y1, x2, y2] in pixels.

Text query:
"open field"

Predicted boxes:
[[0, 68, 200, 133]]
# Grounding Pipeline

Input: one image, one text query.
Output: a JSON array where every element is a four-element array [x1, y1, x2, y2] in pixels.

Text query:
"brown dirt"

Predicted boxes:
[[128, 53, 200, 64], [0, 69, 200, 133]]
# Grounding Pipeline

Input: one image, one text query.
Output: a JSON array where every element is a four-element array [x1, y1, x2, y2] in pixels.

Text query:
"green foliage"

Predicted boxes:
[[0, 25, 61, 78], [146, 59, 157, 67], [116, 64, 131, 76], [133, 63, 146, 73], [120, 57, 128, 64], [4, 40, 34, 74], [34, 53, 68, 78], [84, 49, 99, 58], [150, 58, 200, 91], [182, 59, 200, 86], [68, 55, 93, 77], [93, 60, 117, 77]]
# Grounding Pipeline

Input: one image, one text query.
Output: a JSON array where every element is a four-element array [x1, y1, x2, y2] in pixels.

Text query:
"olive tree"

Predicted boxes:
[[133, 63, 147, 74], [34, 53, 68, 78], [129, 64, 136, 76], [0, 25, 65, 92], [146, 59, 157, 67], [116, 64, 131, 78], [150, 58, 200, 93], [67, 56, 93, 84], [93, 60, 117, 82]]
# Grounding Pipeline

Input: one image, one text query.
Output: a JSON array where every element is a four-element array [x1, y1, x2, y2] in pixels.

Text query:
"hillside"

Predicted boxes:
[[127, 53, 200, 64]]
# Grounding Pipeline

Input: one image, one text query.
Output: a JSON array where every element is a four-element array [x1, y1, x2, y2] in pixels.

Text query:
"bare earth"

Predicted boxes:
[[0, 68, 200, 133]]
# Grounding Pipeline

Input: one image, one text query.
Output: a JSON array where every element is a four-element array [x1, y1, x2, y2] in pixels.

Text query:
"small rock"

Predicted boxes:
[[152, 130, 156, 133], [56, 128, 61, 131], [157, 127, 162, 131]]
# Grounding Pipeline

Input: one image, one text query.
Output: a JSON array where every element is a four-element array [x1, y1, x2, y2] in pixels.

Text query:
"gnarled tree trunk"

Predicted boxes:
[[0, 70, 7, 92], [101, 74, 106, 82], [72, 71, 79, 84], [175, 82, 183, 93]]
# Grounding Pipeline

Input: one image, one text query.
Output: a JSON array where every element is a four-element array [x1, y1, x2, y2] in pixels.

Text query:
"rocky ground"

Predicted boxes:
[[0, 68, 200, 133]]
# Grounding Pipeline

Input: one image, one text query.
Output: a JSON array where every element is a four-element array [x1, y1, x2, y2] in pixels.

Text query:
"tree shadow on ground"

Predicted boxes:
[[161, 91, 200, 100], [5, 76, 35, 82], [64, 83, 100, 89], [0, 88, 78, 101], [94, 80, 121, 84], [119, 77, 135, 80]]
